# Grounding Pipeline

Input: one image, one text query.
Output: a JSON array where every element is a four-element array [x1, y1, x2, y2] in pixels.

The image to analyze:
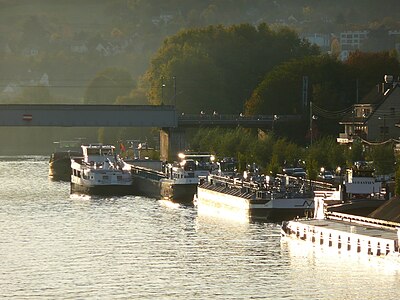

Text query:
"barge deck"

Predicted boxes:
[[282, 211, 400, 258]]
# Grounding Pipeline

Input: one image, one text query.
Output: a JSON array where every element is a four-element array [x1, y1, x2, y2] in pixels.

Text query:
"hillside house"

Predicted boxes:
[[337, 75, 400, 144], [70, 41, 88, 53], [301, 33, 331, 51], [22, 47, 39, 57], [340, 30, 368, 51], [1, 83, 21, 97]]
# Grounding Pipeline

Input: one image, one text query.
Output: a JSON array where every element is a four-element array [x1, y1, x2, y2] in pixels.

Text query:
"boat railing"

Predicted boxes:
[[256, 191, 273, 200], [131, 164, 166, 179], [326, 211, 400, 230], [210, 174, 261, 190], [71, 156, 84, 164]]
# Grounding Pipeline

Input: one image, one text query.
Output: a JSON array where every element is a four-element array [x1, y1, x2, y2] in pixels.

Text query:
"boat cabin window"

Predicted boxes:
[[86, 148, 101, 155], [184, 160, 196, 171], [85, 147, 114, 156]]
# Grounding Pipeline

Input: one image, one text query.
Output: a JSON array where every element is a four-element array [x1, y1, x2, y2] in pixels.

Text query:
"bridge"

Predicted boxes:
[[178, 113, 300, 127], [0, 104, 301, 160], [0, 104, 300, 127], [0, 104, 177, 127]]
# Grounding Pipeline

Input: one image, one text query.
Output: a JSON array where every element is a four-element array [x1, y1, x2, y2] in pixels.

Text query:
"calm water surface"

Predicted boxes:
[[1, 156, 400, 299]]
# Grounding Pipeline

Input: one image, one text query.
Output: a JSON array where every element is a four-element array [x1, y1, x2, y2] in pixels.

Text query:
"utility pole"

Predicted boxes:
[[380, 115, 387, 141], [352, 108, 355, 139], [356, 79, 359, 103], [161, 76, 165, 103], [173, 76, 176, 106], [272, 114, 279, 132], [384, 115, 386, 140], [310, 101, 313, 146], [302, 76, 308, 109]]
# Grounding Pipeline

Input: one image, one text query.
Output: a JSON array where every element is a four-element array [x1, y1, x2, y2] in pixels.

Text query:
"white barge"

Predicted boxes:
[[281, 197, 400, 259], [70, 144, 133, 196]]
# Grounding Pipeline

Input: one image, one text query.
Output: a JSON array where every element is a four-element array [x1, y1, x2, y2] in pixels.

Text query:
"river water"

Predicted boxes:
[[1, 156, 400, 299]]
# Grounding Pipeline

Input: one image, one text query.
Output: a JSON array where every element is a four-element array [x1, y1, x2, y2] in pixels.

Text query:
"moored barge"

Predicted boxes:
[[129, 152, 214, 204], [281, 197, 400, 260], [49, 140, 82, 181], [195, 174, 315, 222]]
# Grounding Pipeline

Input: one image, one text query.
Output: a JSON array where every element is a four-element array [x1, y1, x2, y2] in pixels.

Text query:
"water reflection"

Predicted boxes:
[[196, 202, 252, 224], [281, 236, 400, 299]]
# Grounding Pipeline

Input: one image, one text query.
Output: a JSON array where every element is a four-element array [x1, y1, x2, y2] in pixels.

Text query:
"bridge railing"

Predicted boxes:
[[178, 114, 301, 124]]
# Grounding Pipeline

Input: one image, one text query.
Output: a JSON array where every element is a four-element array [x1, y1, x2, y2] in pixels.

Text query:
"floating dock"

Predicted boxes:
[[282, 211, 400, 258]]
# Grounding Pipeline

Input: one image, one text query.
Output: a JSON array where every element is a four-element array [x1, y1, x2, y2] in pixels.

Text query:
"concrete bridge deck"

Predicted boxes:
[[0, 104, 301, 128], [178, 113, 301, 127], [0, 104, 177, 127]]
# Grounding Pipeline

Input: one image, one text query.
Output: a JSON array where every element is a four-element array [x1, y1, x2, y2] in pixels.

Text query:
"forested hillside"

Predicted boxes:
[[1, 0, 399, 103], [1, 0, 400, 153]]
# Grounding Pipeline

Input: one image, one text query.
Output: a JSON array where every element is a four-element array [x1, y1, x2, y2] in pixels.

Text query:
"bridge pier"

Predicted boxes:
[[160, 127, 187, 161]]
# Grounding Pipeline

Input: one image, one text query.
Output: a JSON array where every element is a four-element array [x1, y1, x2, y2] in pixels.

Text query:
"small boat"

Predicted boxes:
[[49, 140, 82, 181], [129, 152, 215, 204], [70, 144, 133, 196], [195, 174, 314, 222]]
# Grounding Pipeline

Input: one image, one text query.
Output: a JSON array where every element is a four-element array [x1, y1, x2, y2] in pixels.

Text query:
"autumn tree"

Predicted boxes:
[[143, 23, 319, 114], [344, 51, 400, 100], [244, 51, 400, 142], [244, 55, 352, 115]]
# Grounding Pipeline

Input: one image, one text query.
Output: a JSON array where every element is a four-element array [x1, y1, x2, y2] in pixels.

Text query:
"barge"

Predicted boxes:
[[129, 153, 214, 204], [49, 140, 82, 181], [195, 174, 315, 222], [281, 197, 400, 260]]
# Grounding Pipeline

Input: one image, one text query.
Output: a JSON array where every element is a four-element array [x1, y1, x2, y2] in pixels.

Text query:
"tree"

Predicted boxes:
[[395, 164, 400, 196], [245, 51, 400, 143], [245, 55, 351, 116], [346, 139, 364, 165], [143, 23, 319, 114], [365, 143, 395, 175], [345, 51, 400, 99], [20, 16, 48, 46], [18, 85, 52, 103]]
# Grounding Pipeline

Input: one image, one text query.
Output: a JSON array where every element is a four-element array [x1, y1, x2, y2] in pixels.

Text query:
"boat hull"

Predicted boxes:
[[70, 182, 134, 196], [161, 180, 197, 204], [49, 151, 81, 181], [196, 186, 314, 222], [281, 213, 399, 258], [131, 174, 197, 204], [49, 159, 71, 181], [131, 174, 163, 199]]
